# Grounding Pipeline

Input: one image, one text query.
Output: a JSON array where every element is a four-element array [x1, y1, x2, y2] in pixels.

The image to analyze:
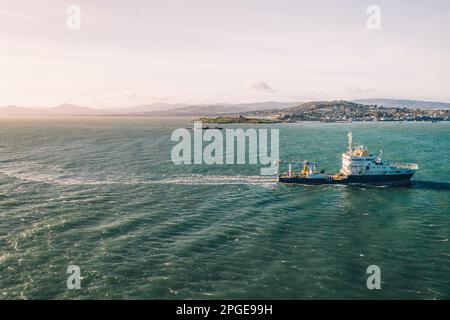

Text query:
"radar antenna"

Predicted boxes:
[[347, 131, 353, 154]]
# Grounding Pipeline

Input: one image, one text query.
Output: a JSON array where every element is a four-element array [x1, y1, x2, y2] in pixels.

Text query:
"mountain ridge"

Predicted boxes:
[[352, 98, 450, 109], [1, 99, 449, 117]]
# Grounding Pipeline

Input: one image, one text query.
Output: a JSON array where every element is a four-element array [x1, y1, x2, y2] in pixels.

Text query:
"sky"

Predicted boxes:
[[0, 0, 449, 108]]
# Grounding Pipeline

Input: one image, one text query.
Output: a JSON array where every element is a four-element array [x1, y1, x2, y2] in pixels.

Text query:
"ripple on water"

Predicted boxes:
[[0, 120, 449, 299]]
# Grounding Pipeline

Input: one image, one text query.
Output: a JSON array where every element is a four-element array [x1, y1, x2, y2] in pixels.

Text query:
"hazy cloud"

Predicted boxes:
[[245, 81, 275, 92], [1, 1, 449, 106]]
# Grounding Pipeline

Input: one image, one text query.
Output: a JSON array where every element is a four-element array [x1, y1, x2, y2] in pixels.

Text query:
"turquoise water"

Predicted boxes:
[[0, 117, 448, 299]]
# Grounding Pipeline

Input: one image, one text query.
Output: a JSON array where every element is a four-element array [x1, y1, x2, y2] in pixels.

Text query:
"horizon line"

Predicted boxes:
[[2, 97, 450, 110]]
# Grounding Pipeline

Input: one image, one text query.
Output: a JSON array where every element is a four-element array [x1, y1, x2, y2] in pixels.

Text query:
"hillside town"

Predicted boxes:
[[243, 101, 450, 122]]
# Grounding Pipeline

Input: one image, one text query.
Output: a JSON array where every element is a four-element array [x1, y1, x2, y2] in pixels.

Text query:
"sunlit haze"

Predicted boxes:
[[1, 0, 450, 108]]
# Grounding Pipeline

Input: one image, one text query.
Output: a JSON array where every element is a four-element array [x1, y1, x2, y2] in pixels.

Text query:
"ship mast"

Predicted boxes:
[[347, 131, 353, 154]]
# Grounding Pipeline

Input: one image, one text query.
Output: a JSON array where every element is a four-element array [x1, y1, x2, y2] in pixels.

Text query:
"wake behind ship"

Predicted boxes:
[[278, 132, 418, 185]]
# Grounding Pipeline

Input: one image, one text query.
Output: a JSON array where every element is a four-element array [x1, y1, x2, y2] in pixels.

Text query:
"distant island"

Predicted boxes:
[[1, 99, 449, 121], [198, 115, 282, 124], [352, 98, 450, 110], [231, 100, 450, 123]]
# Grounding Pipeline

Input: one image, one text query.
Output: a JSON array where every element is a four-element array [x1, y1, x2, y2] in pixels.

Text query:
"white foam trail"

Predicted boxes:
[[0, 166, 277, 187], [156, 175, 276, 186]]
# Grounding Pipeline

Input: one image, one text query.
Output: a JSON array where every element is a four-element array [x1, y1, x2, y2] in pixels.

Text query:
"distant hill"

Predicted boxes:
[[353, 99, 450, 110], [0, 104, 102, 116], [0, 101, 302, 117], [1, 99, 449, 118], [230, 101, 303, 111], [0, 106, 42, 116], [245, 100, 370, 119], [242, 100, 449, 122], [139, 104, 232, 116], [47, 104, 103, 115], [105, 103, 190, 114], [126, 101, 303, 116], [286, 100, 364, 113]]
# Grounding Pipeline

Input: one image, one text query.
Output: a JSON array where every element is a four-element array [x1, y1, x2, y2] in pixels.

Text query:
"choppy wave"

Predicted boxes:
[[1, 120, 449, 300]]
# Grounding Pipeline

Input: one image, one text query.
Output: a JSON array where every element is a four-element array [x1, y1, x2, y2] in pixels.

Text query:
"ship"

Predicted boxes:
[[278, 132, 418, 185]]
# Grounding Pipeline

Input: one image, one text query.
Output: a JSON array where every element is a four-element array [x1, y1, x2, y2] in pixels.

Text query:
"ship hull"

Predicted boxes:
[[279, 173, 414, 185]]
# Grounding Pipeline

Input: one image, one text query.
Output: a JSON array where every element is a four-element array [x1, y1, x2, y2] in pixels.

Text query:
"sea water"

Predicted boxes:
[[0, 117, 448, 299]]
